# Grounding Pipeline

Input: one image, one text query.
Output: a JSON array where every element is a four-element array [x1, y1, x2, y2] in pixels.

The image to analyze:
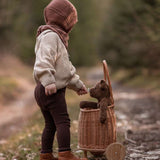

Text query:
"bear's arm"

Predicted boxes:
[[98, 98, 109, 123], [80, 101, 98, 109]]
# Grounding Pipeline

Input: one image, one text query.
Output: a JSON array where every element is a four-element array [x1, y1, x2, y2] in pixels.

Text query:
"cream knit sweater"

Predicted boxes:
[[33, 29, 84, 91]]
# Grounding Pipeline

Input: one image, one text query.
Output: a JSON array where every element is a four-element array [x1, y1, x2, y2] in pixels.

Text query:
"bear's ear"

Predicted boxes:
[[100, 80, 106, 84], [100, 80, 107, 90]]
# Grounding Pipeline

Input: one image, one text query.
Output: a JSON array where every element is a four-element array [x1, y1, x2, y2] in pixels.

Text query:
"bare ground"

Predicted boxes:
[[0, 55, 37, 140], [0, 82, 36, 140], [114, 83, 160, 160]]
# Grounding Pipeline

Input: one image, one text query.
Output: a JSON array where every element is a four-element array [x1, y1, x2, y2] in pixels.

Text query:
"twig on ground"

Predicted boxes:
[[125, 132, 136, 144]]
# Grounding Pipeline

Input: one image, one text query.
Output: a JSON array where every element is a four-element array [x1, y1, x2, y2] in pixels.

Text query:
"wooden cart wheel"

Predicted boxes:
[[105, 142, 126, 160]]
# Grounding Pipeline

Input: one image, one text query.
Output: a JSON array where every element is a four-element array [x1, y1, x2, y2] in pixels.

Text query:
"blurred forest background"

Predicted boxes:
[[1, 0, 160, 72], [0, 0, 160, 159]]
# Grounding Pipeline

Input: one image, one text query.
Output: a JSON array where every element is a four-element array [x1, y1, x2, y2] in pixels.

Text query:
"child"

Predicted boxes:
[[33, 0, 88, 160]]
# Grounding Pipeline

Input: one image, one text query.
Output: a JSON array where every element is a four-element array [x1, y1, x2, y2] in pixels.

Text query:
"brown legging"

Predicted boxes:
[[34, 82, 71, 153]]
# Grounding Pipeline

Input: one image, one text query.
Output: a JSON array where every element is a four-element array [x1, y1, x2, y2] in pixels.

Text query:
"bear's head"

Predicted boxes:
[[90, 80, 110, 101]]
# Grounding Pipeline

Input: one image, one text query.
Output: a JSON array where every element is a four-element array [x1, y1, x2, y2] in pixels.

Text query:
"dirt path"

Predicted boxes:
[[0, 55, 38, 141], [0, 79, 37, 140], [87, 67, 160, 160]]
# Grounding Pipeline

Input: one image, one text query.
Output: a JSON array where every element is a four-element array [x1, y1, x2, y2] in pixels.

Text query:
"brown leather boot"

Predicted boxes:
[[40, 153, 58, 160], [58, 151, 88, 160]]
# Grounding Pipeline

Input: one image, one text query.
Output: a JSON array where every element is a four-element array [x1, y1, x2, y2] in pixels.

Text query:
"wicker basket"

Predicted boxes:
[[78, 60, 116, 156], [78, 106, 116, 155]]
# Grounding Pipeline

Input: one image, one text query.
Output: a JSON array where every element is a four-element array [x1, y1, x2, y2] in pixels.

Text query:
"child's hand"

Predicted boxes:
[[76, 85, 88, 95], [45, 83, 57, 96]]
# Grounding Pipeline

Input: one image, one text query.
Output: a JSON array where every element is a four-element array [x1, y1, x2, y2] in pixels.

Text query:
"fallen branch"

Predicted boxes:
[[125, 132, 136, 144]]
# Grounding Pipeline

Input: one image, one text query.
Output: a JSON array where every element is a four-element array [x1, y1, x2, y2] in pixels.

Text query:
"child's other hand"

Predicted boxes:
[[76, 85, 88, 95], [45, 83, 57, 96]]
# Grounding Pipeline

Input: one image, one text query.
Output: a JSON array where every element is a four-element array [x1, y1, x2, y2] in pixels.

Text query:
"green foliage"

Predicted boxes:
[[99, 0, 160, 69], [0, 0, 50, 64], [69, 0, 108, 66], [0, 0, 107, 66], [2, 0, 159, 69], [69, 0, 97, 66]]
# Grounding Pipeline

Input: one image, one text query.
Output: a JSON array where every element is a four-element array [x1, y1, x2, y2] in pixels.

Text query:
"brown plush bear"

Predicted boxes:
[[80, 80, 111, 123]]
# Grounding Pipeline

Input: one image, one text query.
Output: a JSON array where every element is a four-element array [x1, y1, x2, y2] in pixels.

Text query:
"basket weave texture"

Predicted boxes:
[[78, 104, 116, 152]]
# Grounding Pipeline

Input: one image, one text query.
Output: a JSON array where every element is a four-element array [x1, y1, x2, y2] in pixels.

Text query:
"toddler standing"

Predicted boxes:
[[33, 0, 88, 160]]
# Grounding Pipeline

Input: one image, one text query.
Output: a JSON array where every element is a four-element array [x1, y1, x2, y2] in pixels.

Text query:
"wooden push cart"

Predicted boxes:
[[78, 60, 126, 160]]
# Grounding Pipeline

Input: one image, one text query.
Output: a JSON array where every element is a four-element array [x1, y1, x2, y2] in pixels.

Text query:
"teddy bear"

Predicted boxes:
[[80, 80, 111, 124]]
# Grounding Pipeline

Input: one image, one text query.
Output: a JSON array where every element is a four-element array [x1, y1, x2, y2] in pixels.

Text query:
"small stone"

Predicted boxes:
[[147, 150, 160, 155], [144, 156, 159, 160], [127, 129, 133, 134], [130, 153, 143, 158], [75, 150, 83, 153]]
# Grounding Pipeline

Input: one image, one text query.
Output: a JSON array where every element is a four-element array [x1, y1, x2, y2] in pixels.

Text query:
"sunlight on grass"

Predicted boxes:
[[0, 111, 42, 159], [0, 76, 20, 104]]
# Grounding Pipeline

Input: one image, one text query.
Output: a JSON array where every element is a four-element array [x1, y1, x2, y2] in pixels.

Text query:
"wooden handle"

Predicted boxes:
[[103, 60, 114, 104], [103, 60, 107, 82]]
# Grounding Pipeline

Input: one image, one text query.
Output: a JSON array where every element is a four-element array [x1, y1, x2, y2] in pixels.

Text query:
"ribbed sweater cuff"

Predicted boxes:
[[39, 74, 56, 87], [75, 80, 84, 89]]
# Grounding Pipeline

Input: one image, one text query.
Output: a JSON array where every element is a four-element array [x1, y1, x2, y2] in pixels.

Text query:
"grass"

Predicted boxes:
[[112, 68, 160, 93], [0, 89, 89, 160], [0, 76, 21, 104], [0, 55, 34, 105]]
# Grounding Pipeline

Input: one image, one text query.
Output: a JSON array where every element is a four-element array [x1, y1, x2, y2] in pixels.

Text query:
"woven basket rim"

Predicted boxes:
[[80, 104, 114, 112]]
